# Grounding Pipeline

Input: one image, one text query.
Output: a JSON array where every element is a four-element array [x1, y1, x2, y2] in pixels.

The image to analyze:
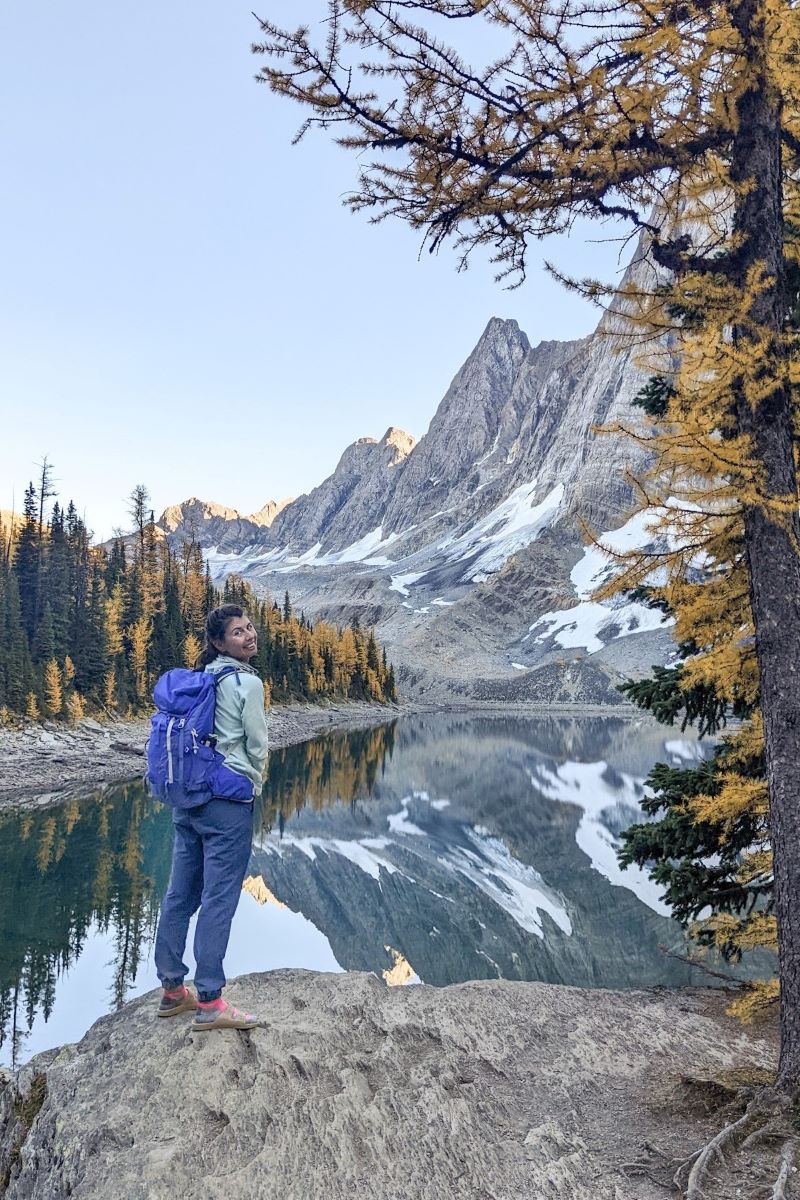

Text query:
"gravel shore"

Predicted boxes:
[[0, 700, 402, 807]]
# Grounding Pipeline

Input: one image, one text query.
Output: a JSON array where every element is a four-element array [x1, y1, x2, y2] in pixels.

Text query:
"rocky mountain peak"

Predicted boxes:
[[158, 495, 292, 540], [481, 314, 530, 346], [159, 498, 239, 533], [251, 498, 293, 526], [381, 427, 417, 458]]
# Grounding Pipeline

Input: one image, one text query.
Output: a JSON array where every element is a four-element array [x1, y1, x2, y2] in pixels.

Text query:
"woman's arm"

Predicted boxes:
[[241, 676, 269, 782]]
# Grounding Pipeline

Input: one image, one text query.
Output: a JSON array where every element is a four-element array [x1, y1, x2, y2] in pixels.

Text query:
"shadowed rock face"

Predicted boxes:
[[161, 314, 649, 561], [262, 427, 417, 554], [0, 971, 776, 1200]]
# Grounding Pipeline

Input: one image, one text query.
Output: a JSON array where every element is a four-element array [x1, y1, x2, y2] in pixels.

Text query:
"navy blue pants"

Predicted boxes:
[[154, 797, 254, 1000]]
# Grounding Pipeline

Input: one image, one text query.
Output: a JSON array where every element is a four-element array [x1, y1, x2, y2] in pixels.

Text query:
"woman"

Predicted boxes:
[[154, 604, 269, 1030]]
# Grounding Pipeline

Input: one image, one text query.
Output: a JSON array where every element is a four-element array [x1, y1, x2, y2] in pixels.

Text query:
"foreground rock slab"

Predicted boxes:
[[0, 971, 776, 1200]]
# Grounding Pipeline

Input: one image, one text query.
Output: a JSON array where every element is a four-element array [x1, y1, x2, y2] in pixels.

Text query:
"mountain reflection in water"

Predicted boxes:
[[0, 714, 773, 1066]]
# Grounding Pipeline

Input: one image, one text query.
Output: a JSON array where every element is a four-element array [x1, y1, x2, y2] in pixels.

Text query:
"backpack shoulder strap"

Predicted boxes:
[[212, 665, 241, 689]]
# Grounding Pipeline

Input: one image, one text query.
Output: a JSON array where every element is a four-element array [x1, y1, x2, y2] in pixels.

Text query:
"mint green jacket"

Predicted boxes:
[[205, 655, 269, 793]]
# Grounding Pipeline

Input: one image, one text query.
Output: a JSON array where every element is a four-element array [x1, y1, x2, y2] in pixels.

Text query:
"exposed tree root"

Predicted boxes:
[[675, 1106, 759, 1197], [617, 1159, 673, 1189], [767, 1136, 796, 1200], [741, 1123, 788, 1152], [670, 1088, 797, 1200]]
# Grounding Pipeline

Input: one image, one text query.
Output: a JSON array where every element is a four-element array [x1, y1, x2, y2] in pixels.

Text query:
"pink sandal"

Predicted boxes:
[[191, 998, 260, 1030]]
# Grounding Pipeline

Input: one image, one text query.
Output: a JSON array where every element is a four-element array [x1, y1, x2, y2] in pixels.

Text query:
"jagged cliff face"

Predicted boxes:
[[164, 317, 647, 561], [158, 248, 668, 699], [265, 427, 416, 554]]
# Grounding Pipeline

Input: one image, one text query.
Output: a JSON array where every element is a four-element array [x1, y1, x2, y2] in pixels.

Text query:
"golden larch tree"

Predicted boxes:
[[255, 0, 800, 1147]]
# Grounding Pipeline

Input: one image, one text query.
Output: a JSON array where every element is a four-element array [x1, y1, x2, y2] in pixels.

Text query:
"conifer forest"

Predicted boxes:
[[0, 471, 397, 721]]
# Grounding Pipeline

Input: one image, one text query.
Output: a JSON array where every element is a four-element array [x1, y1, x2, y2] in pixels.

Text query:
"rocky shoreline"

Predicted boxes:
[[0, 700, 403, 808], [0, 698, 642, 809], [0, 970, 779, 1199]]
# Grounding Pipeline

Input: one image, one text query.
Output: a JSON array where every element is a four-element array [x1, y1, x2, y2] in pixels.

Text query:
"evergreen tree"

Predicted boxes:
[[141, 511, 162, 621], [14, 484, 39, 640], [32, 458, 56, 635], [3, 570, 33, 711], [46, 504, 71, 658], [104, 538, 127, 591], [128, 485, 150, 565], [32, 602, 55, 665]]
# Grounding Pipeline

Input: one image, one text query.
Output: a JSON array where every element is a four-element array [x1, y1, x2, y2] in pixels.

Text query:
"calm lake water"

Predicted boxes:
[[0, 713, 762, 1066]]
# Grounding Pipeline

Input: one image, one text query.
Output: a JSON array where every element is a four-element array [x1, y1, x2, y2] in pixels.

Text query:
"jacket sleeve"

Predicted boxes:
[[241, 676, 269, 783]]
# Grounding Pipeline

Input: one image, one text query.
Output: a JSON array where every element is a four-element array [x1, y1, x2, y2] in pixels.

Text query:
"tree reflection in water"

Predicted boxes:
[[0, 722, 397, 1065], [256, 722, 397, 835], [0, 785, 173, 1065]]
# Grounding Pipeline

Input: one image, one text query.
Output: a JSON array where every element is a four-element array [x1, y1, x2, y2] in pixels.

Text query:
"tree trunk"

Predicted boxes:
[[731, 0, 800, 1092]]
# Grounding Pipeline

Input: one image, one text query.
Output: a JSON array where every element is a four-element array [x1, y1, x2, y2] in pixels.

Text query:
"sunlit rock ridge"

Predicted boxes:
[[160, 251, 673, 701], [157, 496, 292, 552]]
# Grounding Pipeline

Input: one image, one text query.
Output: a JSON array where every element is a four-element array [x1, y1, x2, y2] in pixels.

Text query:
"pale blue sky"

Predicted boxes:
[[1, 2, 623, 539]]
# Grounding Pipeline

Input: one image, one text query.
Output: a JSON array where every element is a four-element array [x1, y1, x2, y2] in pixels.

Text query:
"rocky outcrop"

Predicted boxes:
[[250, 499, 293, 526], [0, 972, 777, 1199], [157, 496, 292, 553]]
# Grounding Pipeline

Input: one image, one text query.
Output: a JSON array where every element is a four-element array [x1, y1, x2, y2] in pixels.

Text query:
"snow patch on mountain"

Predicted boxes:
[[438, 481, 565, 581], [529, 599, 667, 654], [390, 571, 425, 596], [526, 507, 673, 654], [206, 526, 410, 580], [387, 799, 427, 836], [440, 825, 573, 937], [261, 833, 406, 882]]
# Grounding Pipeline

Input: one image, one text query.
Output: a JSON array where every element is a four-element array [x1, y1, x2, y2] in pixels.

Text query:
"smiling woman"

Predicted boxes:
[[153, 603, 268, 1032]]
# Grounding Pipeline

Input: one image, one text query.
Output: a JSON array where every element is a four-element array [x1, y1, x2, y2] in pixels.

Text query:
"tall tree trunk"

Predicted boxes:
[[731, 0, 800, 1092]]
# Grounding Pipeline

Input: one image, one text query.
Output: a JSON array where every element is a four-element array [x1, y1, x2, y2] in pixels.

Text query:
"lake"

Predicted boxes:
[[0, 712, 760, 1066]]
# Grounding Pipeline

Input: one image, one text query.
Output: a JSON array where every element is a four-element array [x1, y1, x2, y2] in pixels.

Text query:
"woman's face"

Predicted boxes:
[[213, 613, 258, 663]]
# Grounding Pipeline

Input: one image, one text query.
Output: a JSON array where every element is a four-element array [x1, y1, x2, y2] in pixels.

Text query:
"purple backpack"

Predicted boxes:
[[145, 667, 255, 807]]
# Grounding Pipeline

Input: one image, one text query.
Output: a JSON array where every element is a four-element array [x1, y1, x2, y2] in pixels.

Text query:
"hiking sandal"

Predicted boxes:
[[191, 999, 260, 1031], [157, 985, 198, 1018]]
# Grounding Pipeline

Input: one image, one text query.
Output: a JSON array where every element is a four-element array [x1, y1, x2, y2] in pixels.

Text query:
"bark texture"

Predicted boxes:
[[731, 0, 800, 1092]]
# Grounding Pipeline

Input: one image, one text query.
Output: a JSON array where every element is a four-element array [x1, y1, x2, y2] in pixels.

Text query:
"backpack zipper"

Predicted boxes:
[[166, 717, 175, 785], [166, 717, 186, 787]]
